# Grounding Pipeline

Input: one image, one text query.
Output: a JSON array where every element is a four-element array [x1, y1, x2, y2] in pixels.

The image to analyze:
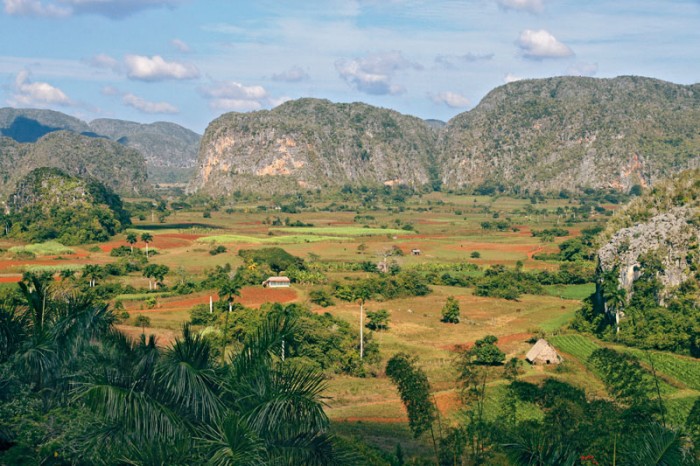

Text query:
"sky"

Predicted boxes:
[[0, 0, 699, 133]]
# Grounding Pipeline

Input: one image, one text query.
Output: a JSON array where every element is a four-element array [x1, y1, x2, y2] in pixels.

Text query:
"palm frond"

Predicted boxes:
[[156, 324, 224, 423], [199, 412, 266, 466], [619, 422, 690, 466]]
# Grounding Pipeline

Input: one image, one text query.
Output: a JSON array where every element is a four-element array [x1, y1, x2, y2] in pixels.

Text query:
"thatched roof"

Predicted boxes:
[[526, 339, 563, 365]]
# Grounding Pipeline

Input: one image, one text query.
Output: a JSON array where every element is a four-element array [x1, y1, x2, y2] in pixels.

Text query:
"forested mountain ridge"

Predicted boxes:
[[0, 108, 200, 183], [0, 131, 149, 197], [189, 98, 440, 195], [440, 76, 700, 192], [192, 76, 699, 195]]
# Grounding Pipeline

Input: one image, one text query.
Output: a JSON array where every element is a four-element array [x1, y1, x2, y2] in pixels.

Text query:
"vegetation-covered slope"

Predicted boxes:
[[0, 131, 149, 197], [190, 98, 440, 194], [3, 167, 131, 244], [440, 76, 700, 193]]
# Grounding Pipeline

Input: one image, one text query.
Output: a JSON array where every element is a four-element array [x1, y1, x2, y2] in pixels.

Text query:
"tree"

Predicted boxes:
[[83, 264, 104, 288], [386, 353, 439, 463], [141, 232, 153, 258], [133, 314, 151, 332], [365, 309, 390, 331], [441, 296, 461, 323], [352, 283, 373, 359], [468, 335, 505, 365], [143, 264, 169, 290], [126, 232, 138, 254]]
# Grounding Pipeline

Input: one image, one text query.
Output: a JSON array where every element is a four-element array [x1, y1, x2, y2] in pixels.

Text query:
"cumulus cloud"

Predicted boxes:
[[517, 29, 574, 59], [3, 0, 183, 19], [567, 62, 599, 77], [124, 55, 200, 81], [122, 93, 178, 114], [495, 0, 544, 14], [435, 52, 494, 69], [429, 91, 470, 108], [170, 38, 191, 53], [199, 80, 269, 112], [8, 70, 72, 106], [335, 51, 421, 95], [272, 66, 310, 83], [504, 73, 524, 83]]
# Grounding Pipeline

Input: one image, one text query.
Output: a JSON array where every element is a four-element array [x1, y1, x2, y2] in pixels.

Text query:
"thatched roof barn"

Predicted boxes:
[[526, 339, 563, 365]]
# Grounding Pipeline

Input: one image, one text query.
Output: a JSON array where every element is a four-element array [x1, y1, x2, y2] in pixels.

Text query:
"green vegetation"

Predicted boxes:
[[8, 241, 74, 256], [1, 168, 130, 245], [440, 296, 461, 323]]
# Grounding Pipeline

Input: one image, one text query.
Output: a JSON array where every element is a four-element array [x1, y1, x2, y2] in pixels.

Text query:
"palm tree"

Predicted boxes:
[[126, 232, 138, 254], [75, 314, 342, 464], [83, 264, 104, 288], [352, 283, 373, 359], [141, 232, 153, 258]]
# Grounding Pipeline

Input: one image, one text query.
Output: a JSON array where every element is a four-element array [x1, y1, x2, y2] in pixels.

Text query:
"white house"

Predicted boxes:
[[262, 276, 291, 288]]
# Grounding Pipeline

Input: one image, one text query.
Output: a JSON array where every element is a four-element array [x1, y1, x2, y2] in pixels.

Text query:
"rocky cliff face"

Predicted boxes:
[[189, 98, 439, 195], [598, 206, 698, 297], [192, 76, 699, 195], [596, 169, 699, 301]]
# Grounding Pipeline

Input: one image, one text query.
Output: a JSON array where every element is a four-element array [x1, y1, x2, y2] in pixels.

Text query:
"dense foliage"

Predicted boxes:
[[0, 275, 348, 464], [1, 168, 130, 245]]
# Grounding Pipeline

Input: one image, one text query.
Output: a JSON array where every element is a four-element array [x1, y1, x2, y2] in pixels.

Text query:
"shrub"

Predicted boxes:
[[470, 251, 481, 259], [309, 289, 335, 307], [366, 309, 390, 331], [441, 296, 461, 323], [209, 245, 227, 255]]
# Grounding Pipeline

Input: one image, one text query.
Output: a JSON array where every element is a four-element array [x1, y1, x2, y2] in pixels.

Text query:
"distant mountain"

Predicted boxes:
[[0, 108, 200, 183], [89, 119, 201, 183], [424, 119, 446, 130], [0, 107, 92, 142], [0, 131, 149, 198], [191, 76, 700, 195], [190, 98, 440, 195], [440, 76, 700, 193]]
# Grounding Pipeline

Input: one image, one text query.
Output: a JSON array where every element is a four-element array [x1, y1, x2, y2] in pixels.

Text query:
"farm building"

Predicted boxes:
[[262, 276, 291, 288], [526, 339, 563, 365]]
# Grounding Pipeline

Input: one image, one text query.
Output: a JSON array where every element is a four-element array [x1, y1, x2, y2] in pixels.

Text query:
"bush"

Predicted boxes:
[[441, 296, 461, 323], [309, 289, 335, 307], [470, 251, 481, 259], [209, 245, 227, 255], [133, 314, 151, 329], [190, 304, 217, 325], [366, 309, 390, 331]]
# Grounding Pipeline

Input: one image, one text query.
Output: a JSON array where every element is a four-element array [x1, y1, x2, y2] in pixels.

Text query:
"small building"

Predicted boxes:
[[526, 339, 563, 365], [262, 276, 291, 288], [411, 248, 421, 256]]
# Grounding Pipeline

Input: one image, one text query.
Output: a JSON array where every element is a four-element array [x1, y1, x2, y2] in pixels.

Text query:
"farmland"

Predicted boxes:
[[1, 189, 697, 462]]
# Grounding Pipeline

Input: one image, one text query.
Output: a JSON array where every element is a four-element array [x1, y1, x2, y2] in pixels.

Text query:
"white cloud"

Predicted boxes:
[[170, 38, 191, 53], [504, 73, 523, 83], [199, 80, 269, 112], [429, 91, 470, 108], [100, 85, 120, 96], [8, 70, 72, 106], [517, 29, 574, 59], [272, 66, 310, 83], [435, 52, 494, 69], [3, 0, 182, 19], [124, 55, 200, 81], [86, 53, 121, 72], [335, 51, 421, 95], [495, 0, 544, 14], [122, 93, 178, 114], [3, 0, 69, 17], [567, 62, 599, 77]]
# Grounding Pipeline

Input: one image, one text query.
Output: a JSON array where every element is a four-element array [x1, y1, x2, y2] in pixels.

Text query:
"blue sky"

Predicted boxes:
[[1, 0, 698, 133]]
